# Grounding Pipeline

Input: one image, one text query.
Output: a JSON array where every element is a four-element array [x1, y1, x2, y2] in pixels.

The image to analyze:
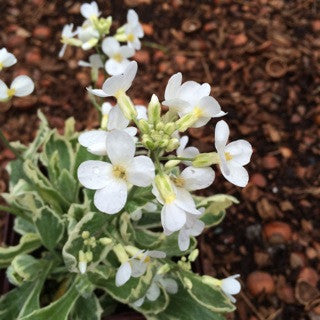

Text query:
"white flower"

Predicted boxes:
[[130, 201, 157, 221], [102, 37, 135, 76], [176, 136, 199, 165], [135, 105, 147, 120], [124, 9, 144, 50], [178, 213, 205, 251], [133, 275, 178, 307], [78, 130, 155, 214], [77, 22, 100, 50], [78, 54, 103, 69], [115, 250, 166, 287], [78, 261, 87, 274], [80, 1, 100, 20], [88, 61, 137, 98], [152, 179, 202, 233], [163, 73, 226, 128], [0, 75, 34, 101], [220, 274, 241, 303], [59, 24, 78, 58], [0, 48, 17, 70], [79, 103, 137, 155], [215, 120, 252, 187]]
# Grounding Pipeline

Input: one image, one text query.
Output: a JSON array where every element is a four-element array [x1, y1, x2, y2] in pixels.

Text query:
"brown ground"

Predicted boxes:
[[0, 0, 320, 319]]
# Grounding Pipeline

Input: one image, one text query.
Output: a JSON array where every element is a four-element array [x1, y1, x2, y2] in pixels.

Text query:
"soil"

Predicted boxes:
[[0, 0, 320, 319]]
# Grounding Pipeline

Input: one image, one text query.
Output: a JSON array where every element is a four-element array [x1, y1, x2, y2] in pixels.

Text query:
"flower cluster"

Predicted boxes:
[[0, 48, 34, 102], [59, 1, 143, 76]]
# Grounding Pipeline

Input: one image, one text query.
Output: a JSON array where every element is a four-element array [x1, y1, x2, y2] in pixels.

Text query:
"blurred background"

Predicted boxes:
[[0, 0, 319, 319]]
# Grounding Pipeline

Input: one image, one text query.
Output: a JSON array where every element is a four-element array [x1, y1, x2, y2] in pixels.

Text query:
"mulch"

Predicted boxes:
[[0, 0, 320, 319]]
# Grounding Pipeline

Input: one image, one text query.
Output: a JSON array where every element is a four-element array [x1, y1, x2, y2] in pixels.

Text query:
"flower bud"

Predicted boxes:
[[142, 135, 155, 150], [163, 122, 176, 135], [176, 113, 197, 132], [85, 251, 93, 262], [82, 231, 90, 239], [157, 263, 171, 275], [113, 244, 129, 264], [166, 138, 180, 152], [188, 249, 199, 262], [99, 237, 113, 245], [138, 119, 150, 134], [82, 38, 99, 50], [155, 122, 164, 131], [165, 159, 181, 168], [192, 152, 219, 167], [154, 174, 176, 204], [117, 92, 138, 120], [78, 250, 87, 274], [147, 94, 161, 124]]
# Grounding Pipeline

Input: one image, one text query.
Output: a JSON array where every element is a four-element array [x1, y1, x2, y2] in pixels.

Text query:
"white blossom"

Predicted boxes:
[[78, 130, 155, 214], [0, 75, 34, 100], [0, 48, 17, 70], [176, 136, 199, 165], [152, 180, 202, 233], [59, 24, 78, 58], [220, 274, 241, 303], [77, 23, 100, 50], [88, 61, 137, 98], [102, 37, 135, 76], [215, 120, 252, 187], [133, 275, 178, 307], [80, 1, 100, 20], [124, 9, 144, 50], [163, 72, 226, 128], [78, 54, 103, 69], [116, 250, 166, 287]]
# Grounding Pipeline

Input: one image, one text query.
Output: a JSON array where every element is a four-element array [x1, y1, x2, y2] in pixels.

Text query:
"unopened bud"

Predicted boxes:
[[155, 122, 164, 131], [165, 159, 181, 168], [138, 119, 150, 133], [85, 251, 93, 262], [192, 152, 219, 167], [99, 237, 113, 245], [117, 92, 138, 120], [113, 244, 129, 264], [188, 249, 199, 262], [154, 174, 176, 204], [148, 94, 161, 124], [82, 231, 90, 239], [166, 138, 180, 152], [163, 122, 176, 135], [157, 263, 171, 275]]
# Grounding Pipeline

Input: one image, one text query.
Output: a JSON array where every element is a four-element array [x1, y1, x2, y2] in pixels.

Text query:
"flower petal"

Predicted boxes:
[[77, 160, 112, 189], [136, 105, 147, 120], [11, 75, 34, 97], [107, 105, 129, 130], [146, 282, 161, 301], [164, 73, 182, 101], [94, 179, 128, 214], [225, 139, 253, 166], [116, 262, 132, 287], [0, 80, 8, 99], [87, 88, 108, 97], [221, 163, 249, 187], [78, 130, 108, 155], [101, 37, 120, 57], [127, 9, 139, 25], [158, 278, 178, 294], [126, 156, 155, 187], [221, 276, 241, 295], [101, 75, 123, 96], [147, 250, 166, 259], [123, 61, 138, 91], [80, 1, 99, 19], [178, 229, 190, 251], [181, 166, 215, 191], [106, 130, 135, 165], [161, 203, 186, 232], [198, 96, 222, 117], [105, 59, 129, 76], [215, 120, 229, 151], [131, 259, 147, 277], [175, 188, 201, 215]]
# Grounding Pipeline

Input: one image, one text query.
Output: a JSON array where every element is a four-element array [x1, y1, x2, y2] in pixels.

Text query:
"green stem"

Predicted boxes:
[[142, 41, 168, 53], [160, 156, 194, 162], [0, 204, 32, 222], [0, 129, 22, 159]]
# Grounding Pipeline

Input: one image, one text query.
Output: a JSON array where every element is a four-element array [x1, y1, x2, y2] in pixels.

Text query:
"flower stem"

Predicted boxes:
[[160, 156, 194, 162], [0, 129, 22, 159]]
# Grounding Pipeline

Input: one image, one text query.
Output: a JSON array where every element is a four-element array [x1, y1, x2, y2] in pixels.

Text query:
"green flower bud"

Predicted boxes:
[[157, 263, 171, 275], [163, 122, 176, 135], [117, 92, 138, 120], [192, 152, 220, 167], [183, 277, 193, 290], [85, 251, 93, 263], [79, 250, 86, 262], [155, 122, 164, 131], [165, 159, 181, 168], [188, 249, 199, 262], [154, 174, 176, 204], [99, 237, 113, 245], [158, 138, 169, 148], [142, 135, 155, 150], [138, 119, 150, 133], [166, 138, 180, 152], [113, 244, 129, 264], [176, 113, 197, 132], [81, 231, 90, 239], [148, 94, 161, 124]]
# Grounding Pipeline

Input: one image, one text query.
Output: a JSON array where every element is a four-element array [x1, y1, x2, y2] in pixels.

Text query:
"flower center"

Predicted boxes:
[[193, 106, 203, 118], [112, 165, 127, 180], [0, 62, 3, 70], [113, 53, 123, 63], [144, 256, 151, 263], [7, 88, 15, 98], [225, 152, 233, 161], [164, 194, 176, 204], [172, 176, 185, 188], [127, 33, 135, 42]]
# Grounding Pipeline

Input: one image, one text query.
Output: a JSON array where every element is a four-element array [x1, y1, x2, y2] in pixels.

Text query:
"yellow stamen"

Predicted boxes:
[[144, 256, 151, 263], [101, 114, 108, 130], [164, 194, 176, 204], [0, 62, 3, 70], [127, 33, 135, 42], [7, 88, 15, 98], [193, 106, 203, 118], [225, 152, 233, 161], [113, 53, 123, 63], [112, 165, 127, 180]]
